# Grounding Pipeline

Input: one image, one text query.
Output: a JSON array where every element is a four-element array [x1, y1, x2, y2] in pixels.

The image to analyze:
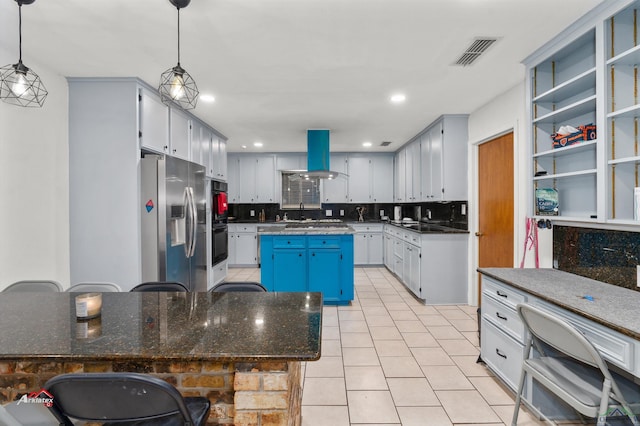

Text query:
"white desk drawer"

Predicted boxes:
[[535, 301, 634, 372], [482, 277, 526, 310], [481, 318, 526, 391], [482, 293, 526, 343]]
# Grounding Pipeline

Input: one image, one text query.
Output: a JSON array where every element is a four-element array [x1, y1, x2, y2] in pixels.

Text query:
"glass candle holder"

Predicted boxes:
[[75, 293, 102, 319]]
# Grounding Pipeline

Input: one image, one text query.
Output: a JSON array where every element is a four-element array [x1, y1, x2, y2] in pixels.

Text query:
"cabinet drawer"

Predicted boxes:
[[481, 318, 526, 391], [272, 237, 306, 248], [308, 236, 341, 249], [482, 277, 526, 310], [535, 301, 634, 372], [482, 294, 525, 343], [229, 224, 257, 233]]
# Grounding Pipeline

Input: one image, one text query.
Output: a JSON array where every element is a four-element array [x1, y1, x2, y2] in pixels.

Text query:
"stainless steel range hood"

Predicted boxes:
[[303, 129, 342, 179]]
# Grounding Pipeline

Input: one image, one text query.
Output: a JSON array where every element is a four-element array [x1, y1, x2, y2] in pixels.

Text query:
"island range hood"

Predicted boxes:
[[302, 129, 341, 179]]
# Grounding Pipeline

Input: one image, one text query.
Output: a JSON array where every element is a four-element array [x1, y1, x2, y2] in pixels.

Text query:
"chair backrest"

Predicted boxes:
[[211, 281, 267, 292], [3, 280, 63, 293], [130, 281, 188, 292], [517, 303, 608, 371], [44, 373, 195, 424], [66, 282, 121, 293]]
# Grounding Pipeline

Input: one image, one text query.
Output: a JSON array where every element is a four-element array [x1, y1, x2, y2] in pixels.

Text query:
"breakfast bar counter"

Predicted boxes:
[[0, 291, 322, 425]]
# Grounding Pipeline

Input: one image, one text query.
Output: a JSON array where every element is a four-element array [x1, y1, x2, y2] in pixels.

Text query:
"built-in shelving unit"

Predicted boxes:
[[525, 0, 640, 225], [607, 2, 640, 221], [529, 29, 598, 221]]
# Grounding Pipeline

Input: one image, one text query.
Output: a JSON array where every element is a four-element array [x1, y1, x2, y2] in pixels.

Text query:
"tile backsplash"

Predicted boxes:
[[553, 225, 640, 291], [228, 200, 468, 228]]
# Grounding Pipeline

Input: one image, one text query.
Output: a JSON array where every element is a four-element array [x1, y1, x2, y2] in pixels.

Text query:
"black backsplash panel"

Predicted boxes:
[[553, 225, 640, 291], [229, 200, 468, 229]]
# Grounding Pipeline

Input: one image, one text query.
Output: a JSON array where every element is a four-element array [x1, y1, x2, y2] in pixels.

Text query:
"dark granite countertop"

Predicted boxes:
[[478, 268, 640, 340], [258, 224, 355, 235], [0, 292, 322, 361], [386, 221, 469, 234]]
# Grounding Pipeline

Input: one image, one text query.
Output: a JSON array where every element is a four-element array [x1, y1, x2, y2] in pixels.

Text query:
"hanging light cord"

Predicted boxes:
[[18, 2, 23, 63], [176, 6, 181, 65]]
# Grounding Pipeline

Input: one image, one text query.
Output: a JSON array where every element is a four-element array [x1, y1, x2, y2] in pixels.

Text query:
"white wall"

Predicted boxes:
[[0, 45, 70, 289], [466, 81, 553, 304]]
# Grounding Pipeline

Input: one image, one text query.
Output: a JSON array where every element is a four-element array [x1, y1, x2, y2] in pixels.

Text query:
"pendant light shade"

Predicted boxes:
[[158, 0, 198, 110], [0, 0, 47, 108]]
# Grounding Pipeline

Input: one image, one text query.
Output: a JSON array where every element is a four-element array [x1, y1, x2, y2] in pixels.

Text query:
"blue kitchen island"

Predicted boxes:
[[259, 223, 355, 305]]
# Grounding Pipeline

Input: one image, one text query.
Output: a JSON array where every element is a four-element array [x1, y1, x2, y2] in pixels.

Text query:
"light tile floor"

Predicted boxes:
[[227, 267, 545, 426]]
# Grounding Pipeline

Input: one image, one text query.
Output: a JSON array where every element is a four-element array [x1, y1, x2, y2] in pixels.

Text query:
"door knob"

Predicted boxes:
[[475, 232, 484, 237]]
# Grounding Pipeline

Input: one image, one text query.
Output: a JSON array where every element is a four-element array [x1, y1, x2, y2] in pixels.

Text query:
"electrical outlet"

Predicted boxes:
[[461, 204, 466, 215], [340, 210, 345, 216], [326, 209, 332, 216], [250, 210, 255, 217], [637, 266, 640, 287], [380, 209, 384, 217]]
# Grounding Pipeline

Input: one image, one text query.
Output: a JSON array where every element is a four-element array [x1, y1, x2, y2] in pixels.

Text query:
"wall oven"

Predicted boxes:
[[211, 180, 228, 265]]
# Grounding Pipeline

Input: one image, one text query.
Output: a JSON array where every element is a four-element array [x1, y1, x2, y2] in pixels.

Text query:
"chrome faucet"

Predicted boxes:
[[300, 202, 305, 220]]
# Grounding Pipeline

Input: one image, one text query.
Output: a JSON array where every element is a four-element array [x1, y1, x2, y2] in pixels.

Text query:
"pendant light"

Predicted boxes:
[[158, 0, 199, 110], [0, 0, 47, 108]]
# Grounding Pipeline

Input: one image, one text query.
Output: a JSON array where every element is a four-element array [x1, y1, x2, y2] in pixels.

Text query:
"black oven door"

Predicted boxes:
[[212, 225, 228, 265]]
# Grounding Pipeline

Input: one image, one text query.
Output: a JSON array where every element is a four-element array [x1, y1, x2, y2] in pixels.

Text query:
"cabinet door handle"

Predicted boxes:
[[495, 349, 507, 359], [496, 291, 508, 298], [496, 312, 507, 321]]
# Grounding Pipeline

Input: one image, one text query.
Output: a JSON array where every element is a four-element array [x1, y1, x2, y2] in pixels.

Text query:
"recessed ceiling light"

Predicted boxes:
[[362, 141, 372, 147], [390, 93, 406, 104], [241, 145, 247, 149], [199, 94, 215, 103], [254, 142, 263, 147]]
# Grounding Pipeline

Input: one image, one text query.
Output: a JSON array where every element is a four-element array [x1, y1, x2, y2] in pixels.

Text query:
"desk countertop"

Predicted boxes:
[[478, 268, 640, 340], [0, 292, 322, 362]]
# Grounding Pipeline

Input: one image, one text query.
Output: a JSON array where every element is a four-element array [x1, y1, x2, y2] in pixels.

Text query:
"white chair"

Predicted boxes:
[[3, 280, 62, 292], [513, 303, 640, 426], [66, 282, 121, 292]]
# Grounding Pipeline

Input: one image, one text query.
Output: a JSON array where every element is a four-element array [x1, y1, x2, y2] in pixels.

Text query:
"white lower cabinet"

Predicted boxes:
[[211, 259, 228, 289], [384, 224, 467, 303], [228, 224, 258, 266], [480, 276, 529, 392], [351, 224, 384, 265]]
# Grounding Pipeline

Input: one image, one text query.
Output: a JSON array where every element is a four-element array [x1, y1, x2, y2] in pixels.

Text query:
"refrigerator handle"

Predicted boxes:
[[187, 186, 198, 258], [182, 187, 191, 258]]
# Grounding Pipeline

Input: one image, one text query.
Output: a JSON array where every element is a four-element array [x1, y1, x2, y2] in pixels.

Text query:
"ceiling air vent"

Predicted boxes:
[[380, 141, 392, 147], [454, 38, 498, 66]]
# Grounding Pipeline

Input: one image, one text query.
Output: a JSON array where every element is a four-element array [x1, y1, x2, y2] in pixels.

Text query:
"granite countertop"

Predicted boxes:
[[0, 292, 322, 361], [478, 268, 640, 340], [386, 221, 469, 234], [258, 224, 355, 235]]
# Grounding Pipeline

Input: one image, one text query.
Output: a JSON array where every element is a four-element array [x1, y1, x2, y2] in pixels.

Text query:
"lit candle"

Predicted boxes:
[[75, 293, 102, 319]]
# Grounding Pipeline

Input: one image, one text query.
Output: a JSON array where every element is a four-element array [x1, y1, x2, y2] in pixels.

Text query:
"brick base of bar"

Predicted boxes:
[[0, 359, 302, 426]]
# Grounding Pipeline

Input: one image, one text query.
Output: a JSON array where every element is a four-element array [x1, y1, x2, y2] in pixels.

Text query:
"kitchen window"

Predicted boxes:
[[281, 172, 321, 209]]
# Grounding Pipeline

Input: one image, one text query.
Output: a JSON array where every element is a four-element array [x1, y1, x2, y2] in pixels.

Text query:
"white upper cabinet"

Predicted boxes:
[[191, 120, 204, 166], [217, 140, 227, 181], [169, 108, 191, 160], [227, 156, 240, 203], [395, 115, 467, 203], [394, 149, 406, 202], [322, 154, 348, 202], [139, 88, 169, 154], [405, 142, 421, 201], [209, 137, 228, 181], [229, 154, 276, 203], [256, 156, 276, 202], [347, 155, 371, 203], [371, 155, 393, 203]]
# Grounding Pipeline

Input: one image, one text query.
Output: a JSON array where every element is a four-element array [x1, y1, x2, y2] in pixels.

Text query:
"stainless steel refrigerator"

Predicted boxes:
[[141, 155, 207, 291]]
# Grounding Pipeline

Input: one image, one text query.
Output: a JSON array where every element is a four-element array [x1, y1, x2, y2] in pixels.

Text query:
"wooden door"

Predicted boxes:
[[478, 133, 514, 303]]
